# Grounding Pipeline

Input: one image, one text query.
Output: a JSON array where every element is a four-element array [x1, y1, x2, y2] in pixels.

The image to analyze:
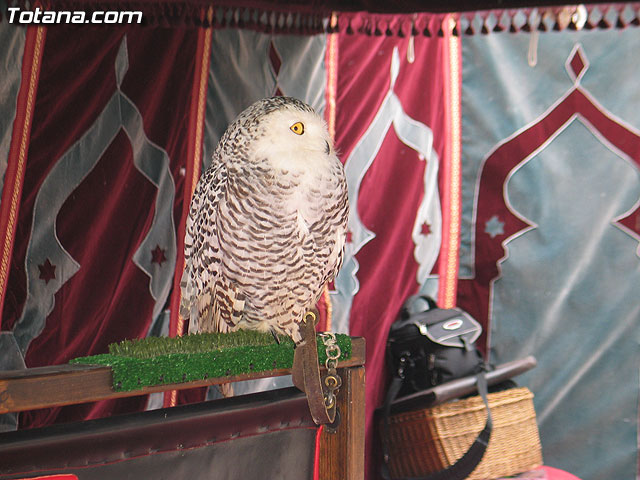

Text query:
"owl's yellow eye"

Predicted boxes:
[[290, 122, 305, 135]]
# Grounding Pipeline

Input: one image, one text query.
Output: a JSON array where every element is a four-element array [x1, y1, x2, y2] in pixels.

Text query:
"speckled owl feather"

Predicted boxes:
[[180, 97, 348, 344]]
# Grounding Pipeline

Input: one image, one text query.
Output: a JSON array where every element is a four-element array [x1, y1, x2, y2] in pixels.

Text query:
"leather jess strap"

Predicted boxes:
[[292, 310, 338, 425]]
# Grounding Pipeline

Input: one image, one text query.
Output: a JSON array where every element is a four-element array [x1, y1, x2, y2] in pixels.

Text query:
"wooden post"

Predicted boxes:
[[319, 365, 365, 480]]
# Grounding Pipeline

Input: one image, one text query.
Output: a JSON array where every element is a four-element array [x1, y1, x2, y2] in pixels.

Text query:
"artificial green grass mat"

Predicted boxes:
[[70, 330, 352, 392]]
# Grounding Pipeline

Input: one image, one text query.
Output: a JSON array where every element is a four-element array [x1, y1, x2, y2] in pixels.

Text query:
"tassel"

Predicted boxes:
[[258, 10, 267, 31], [236, 5, 245, 28], [301, 13, 310, 35], [363, 18, 371, 35], [374, 19, 382, 36], [597, 6, 610, 30], [227, 8, 236, 28], [629, 4, 640, 27], [306, 13, 313, 34], [260, 12, 272, 33], [291, 12, 299, 33], [509, 13, 519, 33], [218, 7, 227, 28], [293, 12, 301, 33], [160, 11, 170, 28], [397, 20, 405, 37], [583, 19, 595, 30], [250, 9, 259, 29]]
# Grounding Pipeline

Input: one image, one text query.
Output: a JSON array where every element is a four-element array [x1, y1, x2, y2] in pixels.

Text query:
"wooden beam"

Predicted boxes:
[[0, 337, 364, 414]]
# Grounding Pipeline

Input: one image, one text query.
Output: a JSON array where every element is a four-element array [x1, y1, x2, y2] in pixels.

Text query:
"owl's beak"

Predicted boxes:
[[324, 140, 331, 155]]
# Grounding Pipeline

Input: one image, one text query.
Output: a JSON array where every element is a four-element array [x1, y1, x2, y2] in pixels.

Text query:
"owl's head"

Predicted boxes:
[[224, 97, 336, 171]]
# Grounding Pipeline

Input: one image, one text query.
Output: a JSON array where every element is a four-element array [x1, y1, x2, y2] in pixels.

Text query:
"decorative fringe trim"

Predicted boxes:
[[2, 1, 639, 35], [460, 3, 640, 35]]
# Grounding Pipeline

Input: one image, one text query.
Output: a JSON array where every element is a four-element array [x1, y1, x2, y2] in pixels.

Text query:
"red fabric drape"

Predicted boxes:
[[333, 14, 448, 478], [3, 27, 199, 428]]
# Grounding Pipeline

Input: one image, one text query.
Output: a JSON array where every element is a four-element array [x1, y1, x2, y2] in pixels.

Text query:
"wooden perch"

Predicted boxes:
[[0, 337, 365, 414]]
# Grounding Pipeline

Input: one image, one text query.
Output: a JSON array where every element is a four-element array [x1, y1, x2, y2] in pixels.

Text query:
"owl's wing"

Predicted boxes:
[[304, 162, 349, 300], [180, 161, 238, 334], [325, 174, 349, 289]]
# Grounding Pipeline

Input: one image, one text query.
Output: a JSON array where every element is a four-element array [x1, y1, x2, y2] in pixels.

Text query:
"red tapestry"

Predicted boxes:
[[332, 13, 450, 478], [2, 26, 200, 428]]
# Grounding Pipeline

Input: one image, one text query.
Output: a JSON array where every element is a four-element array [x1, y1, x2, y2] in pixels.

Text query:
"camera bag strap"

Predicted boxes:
[[381, 370, 493, 480]]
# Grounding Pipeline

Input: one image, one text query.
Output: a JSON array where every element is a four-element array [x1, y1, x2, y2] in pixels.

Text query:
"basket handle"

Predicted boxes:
[[381, 371, 493, 480]]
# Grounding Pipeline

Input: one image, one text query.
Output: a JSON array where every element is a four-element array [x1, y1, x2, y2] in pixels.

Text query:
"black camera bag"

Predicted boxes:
[[381, 296, 492, 480]]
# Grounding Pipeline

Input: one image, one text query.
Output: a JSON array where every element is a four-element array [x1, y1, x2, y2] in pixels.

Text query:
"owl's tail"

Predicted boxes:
[[179, 263, 196, 333], [180, 266, 245, 398]]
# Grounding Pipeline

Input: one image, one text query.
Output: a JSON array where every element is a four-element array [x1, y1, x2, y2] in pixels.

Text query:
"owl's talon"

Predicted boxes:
[[304, 310, 317, 325]]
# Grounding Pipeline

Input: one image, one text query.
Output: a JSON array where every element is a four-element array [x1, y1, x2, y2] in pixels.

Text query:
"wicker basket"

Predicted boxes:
[[384, 387, 543, 480]]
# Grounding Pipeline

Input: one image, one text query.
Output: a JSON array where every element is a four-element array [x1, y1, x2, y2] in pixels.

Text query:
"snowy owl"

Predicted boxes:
[[180, 97, 349, 344]]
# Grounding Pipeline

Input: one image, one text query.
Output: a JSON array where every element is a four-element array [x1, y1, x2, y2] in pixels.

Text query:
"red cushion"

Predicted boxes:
[[543, 466, 582, 480]]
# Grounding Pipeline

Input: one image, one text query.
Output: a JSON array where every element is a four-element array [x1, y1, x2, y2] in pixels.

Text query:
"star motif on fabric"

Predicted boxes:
[[420, 222, 431, 236], [485, 215, 505, 239], [151, 245, 167, 266], [38, 258, 56, 284], [345, 231, 353, 243]]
